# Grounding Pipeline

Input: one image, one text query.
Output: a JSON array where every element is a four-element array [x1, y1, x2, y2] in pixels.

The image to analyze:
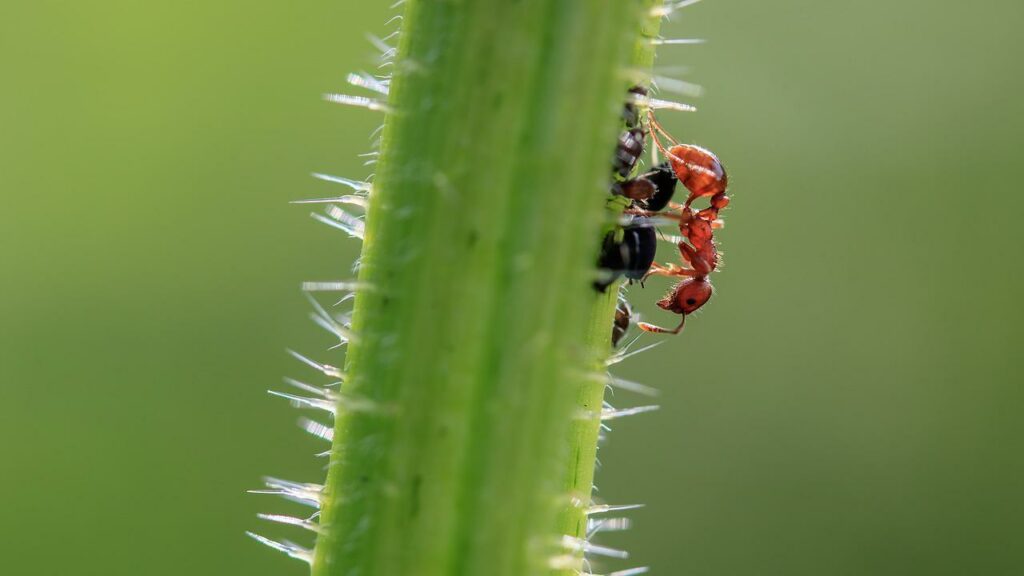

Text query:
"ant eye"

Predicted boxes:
[[686, 298, 697, 306]]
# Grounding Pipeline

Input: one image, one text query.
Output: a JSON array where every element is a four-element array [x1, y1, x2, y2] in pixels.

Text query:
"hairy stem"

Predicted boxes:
[[558, 9, 662, 549], [312, 1, 661, 575]]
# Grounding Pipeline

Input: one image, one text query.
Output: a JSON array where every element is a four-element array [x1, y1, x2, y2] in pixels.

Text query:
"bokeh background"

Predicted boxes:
[[2, 1, 1022, 575]]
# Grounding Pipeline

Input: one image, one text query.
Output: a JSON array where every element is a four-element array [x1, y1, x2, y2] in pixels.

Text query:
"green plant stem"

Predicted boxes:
[[312, 1, 661, 575], [557, 6, 662, 547]]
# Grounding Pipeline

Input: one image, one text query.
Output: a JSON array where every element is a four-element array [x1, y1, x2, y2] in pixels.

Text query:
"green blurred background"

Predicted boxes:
[[1, 1, 1022, 575]]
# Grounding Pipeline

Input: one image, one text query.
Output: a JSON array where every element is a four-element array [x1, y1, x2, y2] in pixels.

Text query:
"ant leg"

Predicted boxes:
[[642, 263, 670, 281], [643, 262, 698, 281], [638, 315, 686, 335], [678, 242, 713, 276], [623, 208, 683, 222]]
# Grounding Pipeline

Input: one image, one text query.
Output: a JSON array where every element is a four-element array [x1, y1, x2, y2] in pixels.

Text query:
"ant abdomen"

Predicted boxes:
[[668, 144, 727, 203]]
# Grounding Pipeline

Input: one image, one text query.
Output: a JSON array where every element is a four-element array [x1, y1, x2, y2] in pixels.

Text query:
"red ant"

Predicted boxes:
[[630, 110, 730, 335]]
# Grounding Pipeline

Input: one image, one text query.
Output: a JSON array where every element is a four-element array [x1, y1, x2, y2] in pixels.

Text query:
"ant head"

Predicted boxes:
[[661, 278, 713, 315]]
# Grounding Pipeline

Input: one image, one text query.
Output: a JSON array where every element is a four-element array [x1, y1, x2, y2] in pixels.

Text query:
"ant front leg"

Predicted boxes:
[[677, 241, 713, 276], [642, 262, 699, 282], [638, 315, 686, 335]]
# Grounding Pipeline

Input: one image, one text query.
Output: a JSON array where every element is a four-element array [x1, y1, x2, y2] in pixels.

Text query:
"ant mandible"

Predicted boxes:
[[631, 110, 730, 335]]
